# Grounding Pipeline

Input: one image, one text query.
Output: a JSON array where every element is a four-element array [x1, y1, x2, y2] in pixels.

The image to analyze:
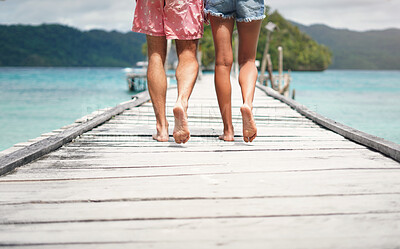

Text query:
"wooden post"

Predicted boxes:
[[279, 74, 290, 97], [266, 54, 275, 90], [259, 31, 271, 86], [278, 46, 283, 91], [260, 22, 277, 86]]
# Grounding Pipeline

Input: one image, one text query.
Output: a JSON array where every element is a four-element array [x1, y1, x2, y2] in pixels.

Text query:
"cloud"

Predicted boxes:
[[0, 0, 399, 32], [0, 0, 136, 31], [268, 0, 400, 30]]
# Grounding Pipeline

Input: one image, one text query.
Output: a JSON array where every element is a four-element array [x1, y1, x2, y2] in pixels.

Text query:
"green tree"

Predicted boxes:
[[0, 24, 146, 67], [258, 10, 332, 71], [198, 7, 332, 71]]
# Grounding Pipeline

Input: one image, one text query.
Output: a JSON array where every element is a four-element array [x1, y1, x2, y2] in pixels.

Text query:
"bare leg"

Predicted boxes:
[[237, 20, 262, 142], [173, 39, 199, 144], [146, 35, 169, 142], [210, 16, 235, 141]]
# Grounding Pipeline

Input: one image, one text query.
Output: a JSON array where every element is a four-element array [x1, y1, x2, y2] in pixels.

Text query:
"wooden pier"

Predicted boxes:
[[1, 73, 400, 248]]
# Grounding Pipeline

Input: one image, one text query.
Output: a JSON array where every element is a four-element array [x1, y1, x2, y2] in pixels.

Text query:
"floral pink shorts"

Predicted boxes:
[[132, 0, 204, 40]]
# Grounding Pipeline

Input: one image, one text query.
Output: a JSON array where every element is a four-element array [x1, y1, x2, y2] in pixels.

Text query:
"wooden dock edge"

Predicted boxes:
[[256, 84, 400, 163], [0, 91, 150, 176]]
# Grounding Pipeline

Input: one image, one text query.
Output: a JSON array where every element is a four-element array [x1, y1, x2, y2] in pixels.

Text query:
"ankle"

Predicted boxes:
[[156, 120, 168, 130], [175, 99, 188, 111], [224, 125, 234, 133], [243, 102, 253, 110]]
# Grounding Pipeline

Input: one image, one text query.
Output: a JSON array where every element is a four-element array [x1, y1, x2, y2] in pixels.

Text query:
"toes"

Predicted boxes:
[[173, 135, 181, 144], [173, 132, 190, 144], [182, 135, 190, 144], [249, 133, 257, 142]]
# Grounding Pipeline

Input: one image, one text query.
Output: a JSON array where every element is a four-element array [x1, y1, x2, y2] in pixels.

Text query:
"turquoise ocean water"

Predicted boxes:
[[0, 68, 399, 151], [291, 70, 400, 144]]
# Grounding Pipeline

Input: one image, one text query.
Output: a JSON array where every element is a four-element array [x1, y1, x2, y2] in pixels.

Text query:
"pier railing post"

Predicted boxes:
[[260, 31, 271, 86], [266, 54, 275, 90], [260, 22, 277, 86], [278, 46, 283, 92]]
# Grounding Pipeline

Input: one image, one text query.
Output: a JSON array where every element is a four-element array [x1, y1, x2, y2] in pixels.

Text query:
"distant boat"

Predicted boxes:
[[122, 68, 133, 73], [136, 61, 148, 68]]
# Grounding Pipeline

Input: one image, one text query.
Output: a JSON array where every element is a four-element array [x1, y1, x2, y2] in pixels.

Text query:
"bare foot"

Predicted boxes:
[[218, 128, 234, 141], [240, 104, 257, 143], [152, 123, 169, 142], [173, 105, 190, 144]]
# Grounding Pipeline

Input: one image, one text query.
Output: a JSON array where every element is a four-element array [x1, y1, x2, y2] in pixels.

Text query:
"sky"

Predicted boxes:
[[0, 0, 399, 32]]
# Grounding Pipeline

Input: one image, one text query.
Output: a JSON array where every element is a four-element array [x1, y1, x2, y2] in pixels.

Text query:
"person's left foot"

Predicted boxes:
[[173, 104, 190, 144], [152, 121, 169, 142], [218, 127, 234, 141]]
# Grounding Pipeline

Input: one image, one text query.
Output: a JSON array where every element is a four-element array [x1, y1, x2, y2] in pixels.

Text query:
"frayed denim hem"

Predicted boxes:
[[204, 9, 235, 20], [236, 14, 266, 23]]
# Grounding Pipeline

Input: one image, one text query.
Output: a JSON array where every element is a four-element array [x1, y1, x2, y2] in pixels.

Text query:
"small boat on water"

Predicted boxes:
[[125, 61, 175, 92]]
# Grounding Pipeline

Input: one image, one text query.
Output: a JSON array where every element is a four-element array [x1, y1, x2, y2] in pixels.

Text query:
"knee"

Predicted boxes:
[[215, 56, 233, 69]]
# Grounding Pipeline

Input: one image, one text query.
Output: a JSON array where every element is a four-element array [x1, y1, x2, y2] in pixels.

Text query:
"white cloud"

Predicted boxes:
[[0, 0, 136, 31], [267, 0, 400, 31], [0, 0, 399, 32]]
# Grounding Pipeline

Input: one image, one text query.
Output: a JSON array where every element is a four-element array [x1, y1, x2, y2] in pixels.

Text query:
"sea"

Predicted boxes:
[[0, 67, 399, 151]]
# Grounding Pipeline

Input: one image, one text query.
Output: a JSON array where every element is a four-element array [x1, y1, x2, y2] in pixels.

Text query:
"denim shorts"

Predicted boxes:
[[204, 0, 265, 22]]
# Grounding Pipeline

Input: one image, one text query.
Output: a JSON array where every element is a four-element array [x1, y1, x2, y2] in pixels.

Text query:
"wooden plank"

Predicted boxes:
[[75, 136, 348, 143], [1, 214, 399, 248], [5, 160, 399, 181], [12, 155, 397, 174], [73, 128, 343, 137], [36, 147, 388, 162], [2, 194, 400, 224], [2, 169, 400, 203], [60, 142, 365, 151]]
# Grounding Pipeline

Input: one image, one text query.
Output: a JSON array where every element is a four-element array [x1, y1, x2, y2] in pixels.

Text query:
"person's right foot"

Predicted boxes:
[[240, 104, 257, 143], [173, 104, 190, 144]]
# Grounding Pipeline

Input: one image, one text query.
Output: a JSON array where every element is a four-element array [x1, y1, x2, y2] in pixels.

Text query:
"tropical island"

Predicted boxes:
[[1, 7, 399, 71]]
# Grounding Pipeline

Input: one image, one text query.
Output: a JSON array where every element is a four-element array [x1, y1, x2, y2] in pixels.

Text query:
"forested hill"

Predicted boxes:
[[4, 19, 398, 70], [292, 22, 400, 70], [261, 11, 332, 71], [0, 24, 146, 67], [200, 10, 333, 71], [1, 16, 334, 71]]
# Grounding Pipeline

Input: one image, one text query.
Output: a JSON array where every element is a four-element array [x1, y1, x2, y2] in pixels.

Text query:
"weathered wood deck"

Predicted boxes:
[[1, 73, 400, 248]]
